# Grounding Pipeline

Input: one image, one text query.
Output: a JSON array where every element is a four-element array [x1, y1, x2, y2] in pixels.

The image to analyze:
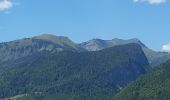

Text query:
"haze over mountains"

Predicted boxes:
[[0, 34, 169, 100]]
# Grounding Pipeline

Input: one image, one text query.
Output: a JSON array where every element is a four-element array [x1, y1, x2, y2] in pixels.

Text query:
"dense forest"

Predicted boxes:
[[0, 43, 149, 100], [112, 59, 170, 100]]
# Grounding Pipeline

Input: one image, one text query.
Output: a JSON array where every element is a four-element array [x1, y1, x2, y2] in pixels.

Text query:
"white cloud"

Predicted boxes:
[[0, 0, 13, 11], [162, 43, 170, 53], [133, 0, 166, 5]]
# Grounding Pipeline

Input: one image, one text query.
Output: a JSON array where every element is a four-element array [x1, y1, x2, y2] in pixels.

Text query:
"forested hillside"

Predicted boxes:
[[112, 59, 170, 100], [0, 43, 149, 100]]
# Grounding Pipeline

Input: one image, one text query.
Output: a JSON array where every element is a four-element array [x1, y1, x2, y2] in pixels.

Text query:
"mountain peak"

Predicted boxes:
[[35, 33, 55, 37], [112, 38, 124, 41], [79, 38, 147, 51], [127, 38, 147, 48], [128, 38, 141, 43], [90, 38, 105, 42], [33, 34, 77, 47], [129, 38, 139, 41], [34, 34, 69, 41]]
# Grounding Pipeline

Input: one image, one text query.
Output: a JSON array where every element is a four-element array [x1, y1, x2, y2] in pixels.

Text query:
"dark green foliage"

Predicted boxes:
[[0, 43, 149, 100], [112, 59, 170, 100]]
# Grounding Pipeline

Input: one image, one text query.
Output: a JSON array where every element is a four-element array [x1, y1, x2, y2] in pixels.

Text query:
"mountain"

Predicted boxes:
[[0, 43, 150, 100], [0, 34, 84, 63], [33, 34, 82, 50], [79, 38, 170, 67], [112, 59, 170, 100], [1, 34, 168, 67], [79, 38, 146, 51]]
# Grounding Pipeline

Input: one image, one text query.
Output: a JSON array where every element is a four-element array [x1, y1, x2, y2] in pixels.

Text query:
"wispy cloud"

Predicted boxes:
[[133, 0, 166, 5], [0, 0, 13, 11], [162, 43, 170, 53]]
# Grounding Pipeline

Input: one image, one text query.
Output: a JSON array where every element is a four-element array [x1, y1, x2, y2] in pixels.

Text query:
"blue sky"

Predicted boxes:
[[0, 0, 170, 52]]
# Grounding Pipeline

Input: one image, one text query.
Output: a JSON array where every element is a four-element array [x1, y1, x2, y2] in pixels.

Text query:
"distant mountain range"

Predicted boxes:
[[0, 34, 169, 67], [0, 34, 169, 100]]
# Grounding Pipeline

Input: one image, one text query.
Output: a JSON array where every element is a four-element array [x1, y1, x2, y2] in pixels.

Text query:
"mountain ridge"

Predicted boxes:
[[0, 34, 85, 63], [79, 38, 147, 51], [1, 34, 170, 67], [79, 38, 170, 67]]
